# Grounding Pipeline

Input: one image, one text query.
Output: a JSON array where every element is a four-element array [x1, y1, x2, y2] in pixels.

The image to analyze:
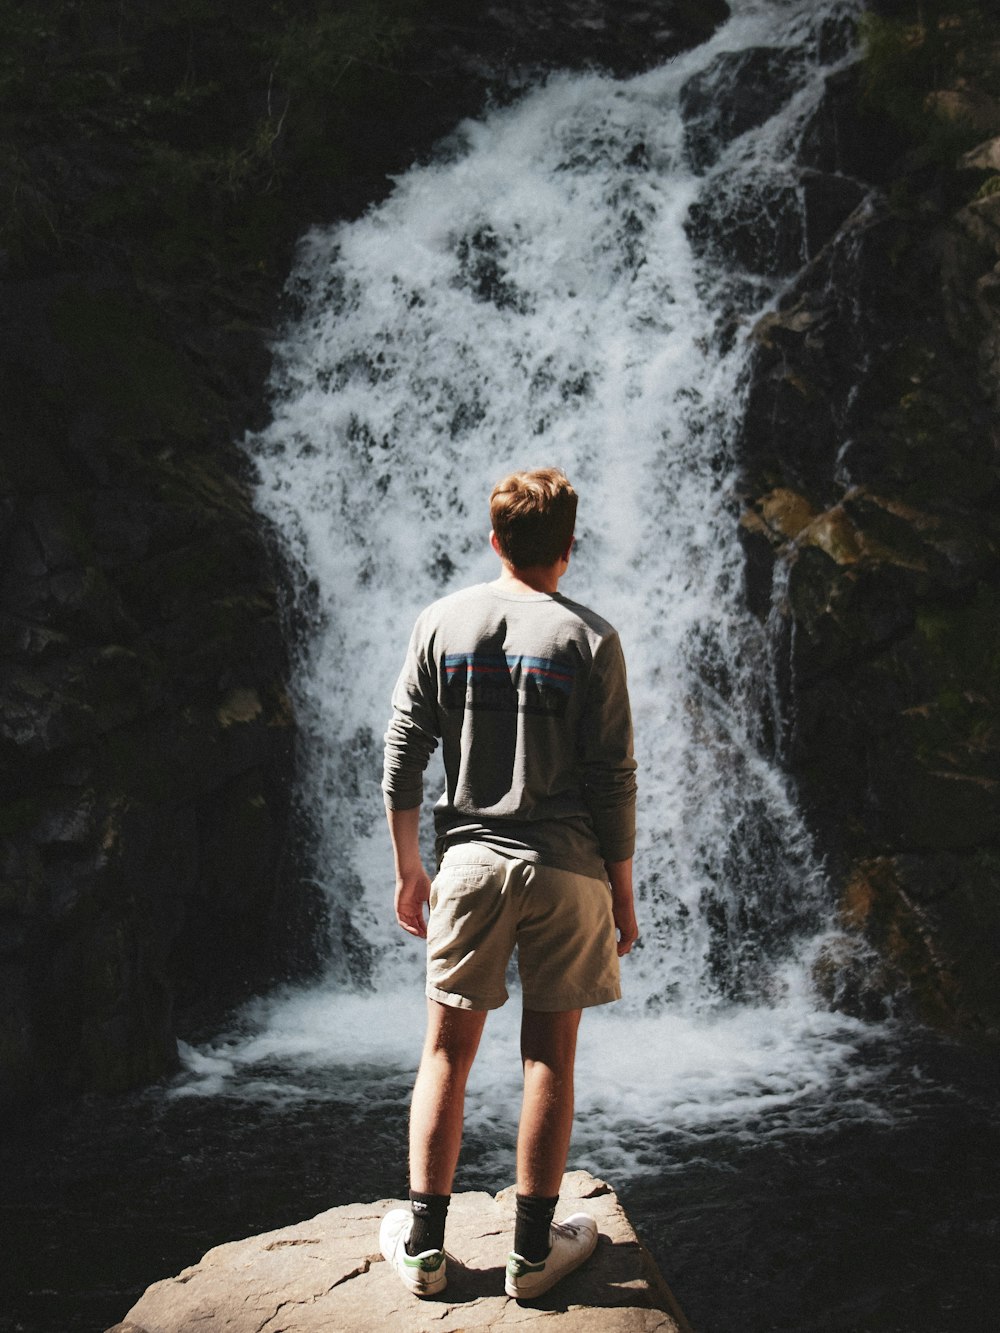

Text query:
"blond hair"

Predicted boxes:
[[489, 468, 578, 568]]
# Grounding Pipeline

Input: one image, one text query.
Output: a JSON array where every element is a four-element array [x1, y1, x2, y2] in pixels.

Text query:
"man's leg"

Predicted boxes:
[[511, 1007, 582, 1264], [516, 1007, 581, 1195], [380, 999, 486, 1294], [506, 1007, 598, 1297], [409, 997, 488, 1195]]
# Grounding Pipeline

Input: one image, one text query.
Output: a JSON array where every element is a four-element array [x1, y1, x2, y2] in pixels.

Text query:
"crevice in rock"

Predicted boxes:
[[329, 1257, 375, 1289]]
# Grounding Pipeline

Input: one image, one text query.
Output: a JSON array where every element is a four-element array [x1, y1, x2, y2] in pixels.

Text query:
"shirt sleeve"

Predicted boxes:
[[580, 632, 637, 862], [382, 614, 441, 811]]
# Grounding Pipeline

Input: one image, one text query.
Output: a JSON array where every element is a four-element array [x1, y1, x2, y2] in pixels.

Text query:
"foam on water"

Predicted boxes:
[[176, 0, 889, 1154], [174, 963, 883, 1172]]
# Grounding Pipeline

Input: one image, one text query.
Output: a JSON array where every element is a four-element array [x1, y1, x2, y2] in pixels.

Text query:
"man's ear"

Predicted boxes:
[[490, 530, 502, 557]]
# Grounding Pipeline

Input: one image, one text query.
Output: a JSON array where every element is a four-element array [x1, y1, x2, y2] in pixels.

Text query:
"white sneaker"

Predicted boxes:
[[505, 1212, 598, 1299], [379, 1208, 447, 1297]]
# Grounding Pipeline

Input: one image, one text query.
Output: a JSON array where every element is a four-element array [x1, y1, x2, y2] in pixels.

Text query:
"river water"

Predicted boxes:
[[2, 1, 997, 1329]]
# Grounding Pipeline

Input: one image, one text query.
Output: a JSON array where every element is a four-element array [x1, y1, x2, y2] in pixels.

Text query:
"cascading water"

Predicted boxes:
[[178, 0, 886, 1174]]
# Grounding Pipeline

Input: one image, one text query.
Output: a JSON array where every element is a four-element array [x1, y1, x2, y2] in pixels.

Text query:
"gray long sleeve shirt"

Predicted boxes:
[[382, 581, 637, 879]]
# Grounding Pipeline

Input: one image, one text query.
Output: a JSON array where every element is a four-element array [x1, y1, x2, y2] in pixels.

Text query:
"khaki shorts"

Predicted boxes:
[[426, 843, 621, 1012]]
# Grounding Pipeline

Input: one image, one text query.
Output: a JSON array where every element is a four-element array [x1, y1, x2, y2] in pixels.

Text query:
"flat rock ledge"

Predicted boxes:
[[107, 1170, 690, 1332]]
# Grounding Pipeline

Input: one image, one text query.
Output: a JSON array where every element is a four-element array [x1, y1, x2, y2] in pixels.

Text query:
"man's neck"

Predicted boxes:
[[495, 562, 563, 596]]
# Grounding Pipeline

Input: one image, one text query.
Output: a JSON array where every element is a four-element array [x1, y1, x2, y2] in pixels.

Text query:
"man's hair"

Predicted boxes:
[[489, 468, 578, 568]]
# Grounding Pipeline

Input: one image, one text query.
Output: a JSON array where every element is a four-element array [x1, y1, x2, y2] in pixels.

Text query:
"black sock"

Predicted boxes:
[[513, 1193, 558, 1262], [406, 1190, 450, 1255]]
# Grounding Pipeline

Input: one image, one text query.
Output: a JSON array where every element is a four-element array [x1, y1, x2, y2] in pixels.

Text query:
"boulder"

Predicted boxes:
[[106, 1171, 688, 1333]]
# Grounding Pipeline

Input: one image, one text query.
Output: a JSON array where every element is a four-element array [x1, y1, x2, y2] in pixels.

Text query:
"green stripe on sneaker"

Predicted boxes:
[[507, 1255, 546, 1276], [404, 1251, 445, 1272]]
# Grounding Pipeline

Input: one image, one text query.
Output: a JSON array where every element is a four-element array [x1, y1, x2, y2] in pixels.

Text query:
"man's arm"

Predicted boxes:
[[581, 634, 638, 927], [580, 635, 639, 954], [606, 858, 639, 956], [580, 634, 637, 858], [383, 613, 440, 937], [387, 805, 433, 939]]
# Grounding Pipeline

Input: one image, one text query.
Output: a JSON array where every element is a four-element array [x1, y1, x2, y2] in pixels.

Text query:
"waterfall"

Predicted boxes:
[[178, 0, 888, 1172]]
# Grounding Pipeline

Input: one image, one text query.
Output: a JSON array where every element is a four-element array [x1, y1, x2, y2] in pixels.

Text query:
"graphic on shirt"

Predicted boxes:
[[443, 652, 575, 717]]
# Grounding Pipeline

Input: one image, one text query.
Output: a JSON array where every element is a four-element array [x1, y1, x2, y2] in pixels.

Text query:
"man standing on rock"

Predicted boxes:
[[380, 467, 639, 1300]]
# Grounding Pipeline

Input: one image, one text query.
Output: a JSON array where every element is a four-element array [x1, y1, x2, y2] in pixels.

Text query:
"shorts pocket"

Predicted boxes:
[[430, 860, 502, 909]]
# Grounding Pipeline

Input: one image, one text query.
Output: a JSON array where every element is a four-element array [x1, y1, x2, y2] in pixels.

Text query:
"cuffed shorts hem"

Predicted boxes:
[[425, 983, 508, 1012], [521, 983, 622, 1012]]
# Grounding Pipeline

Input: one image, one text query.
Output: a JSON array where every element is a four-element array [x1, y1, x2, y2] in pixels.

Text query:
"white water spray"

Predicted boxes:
[[178, 0, 886, 1161]]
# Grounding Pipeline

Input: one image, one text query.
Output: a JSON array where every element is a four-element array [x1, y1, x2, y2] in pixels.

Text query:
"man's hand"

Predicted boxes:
[[387, 805, 433, 938], [606, 858, 639, 957], [612, 896, 639, 956], [394, 866, 432, 938]]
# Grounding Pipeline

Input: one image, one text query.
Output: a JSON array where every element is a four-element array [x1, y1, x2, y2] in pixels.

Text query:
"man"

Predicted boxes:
[[379, 467, 638, 1301]]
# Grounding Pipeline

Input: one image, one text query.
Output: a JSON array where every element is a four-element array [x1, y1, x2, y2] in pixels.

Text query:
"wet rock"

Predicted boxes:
[[811, 931, 896, 1023], [736, 53, 1000, 1033], [831, 855, 1000, 1032], [925, 87, 1000, 137], [798, 64, 910, 184], [429, 1, 729, 83], [756, 487, 819, 541], [737, 510, 780, 619], [961, 136, 1000, 173], [681, 47, 807, 174], [686, 168, 865, 284], [687, 179, 805, 278], [108, 1172, 689, 1333], [802, 171, 869, 256], [782, 544, 918, 682]]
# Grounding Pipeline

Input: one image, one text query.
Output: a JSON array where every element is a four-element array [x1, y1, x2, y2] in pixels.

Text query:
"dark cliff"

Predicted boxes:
[[0, 0, 728, 1113], [736, 0, 1000, 1033]]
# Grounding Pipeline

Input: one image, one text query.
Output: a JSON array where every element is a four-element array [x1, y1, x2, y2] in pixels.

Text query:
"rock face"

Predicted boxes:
[[107, 1171, 688, 1333], [0, 269, 301, 1113], [736, 43, 1000, 1034]]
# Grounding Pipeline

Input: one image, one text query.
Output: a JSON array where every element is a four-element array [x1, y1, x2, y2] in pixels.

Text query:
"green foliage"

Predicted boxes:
[[0, 0, 424, 278], [272, 0, 417, 98], [859, 1, 1000, 162]]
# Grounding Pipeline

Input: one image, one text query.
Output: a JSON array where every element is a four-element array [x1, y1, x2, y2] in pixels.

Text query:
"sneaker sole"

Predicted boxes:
[[401, 1268, 447, 1298]]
